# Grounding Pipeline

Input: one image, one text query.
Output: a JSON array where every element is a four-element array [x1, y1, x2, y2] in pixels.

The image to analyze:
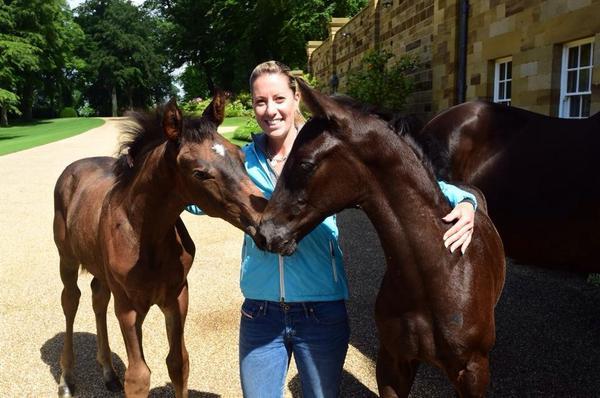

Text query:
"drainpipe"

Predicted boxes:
[[456, 0, 469, 104]]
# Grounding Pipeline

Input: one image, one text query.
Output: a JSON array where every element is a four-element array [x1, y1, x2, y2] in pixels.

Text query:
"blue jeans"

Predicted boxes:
[[239, 299, 350, 398]]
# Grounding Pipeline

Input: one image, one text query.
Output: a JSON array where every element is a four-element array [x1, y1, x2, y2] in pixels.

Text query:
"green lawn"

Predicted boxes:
[[0, 118, 105, 156], [221, 116, 253, 147]]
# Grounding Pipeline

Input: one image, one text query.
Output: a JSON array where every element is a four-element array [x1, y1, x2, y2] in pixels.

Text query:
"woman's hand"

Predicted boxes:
[[442, 201, 475, 254]]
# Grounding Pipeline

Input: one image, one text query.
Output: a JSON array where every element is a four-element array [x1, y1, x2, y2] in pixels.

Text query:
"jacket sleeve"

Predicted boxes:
[[437, 181, 478, 210], [185, 204, 205, 215]]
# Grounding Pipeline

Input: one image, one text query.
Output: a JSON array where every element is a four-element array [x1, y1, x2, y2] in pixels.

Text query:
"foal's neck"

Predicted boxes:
[[358, 132, 452, 273], [116, 143, 184, 237]]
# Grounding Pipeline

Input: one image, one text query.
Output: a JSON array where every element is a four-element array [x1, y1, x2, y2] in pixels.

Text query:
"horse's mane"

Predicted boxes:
[[329, 96, 446, 180], [113, 106, 215, 187]]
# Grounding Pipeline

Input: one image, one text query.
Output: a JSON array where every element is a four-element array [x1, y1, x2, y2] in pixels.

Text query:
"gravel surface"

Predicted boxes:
[[1, 119, 598, 397]]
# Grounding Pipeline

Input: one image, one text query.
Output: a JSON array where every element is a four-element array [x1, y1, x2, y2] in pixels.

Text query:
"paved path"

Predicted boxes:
[[1, 118, 598, 397]]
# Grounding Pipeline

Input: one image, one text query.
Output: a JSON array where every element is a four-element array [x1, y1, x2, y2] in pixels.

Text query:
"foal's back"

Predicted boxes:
[[53, 156, 116, 273]]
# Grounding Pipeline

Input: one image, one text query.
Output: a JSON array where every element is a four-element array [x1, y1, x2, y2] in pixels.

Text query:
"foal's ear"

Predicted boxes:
[[203, 88, 227, 126], [296, 78, 346, 122], [163, 98, 183, 141]]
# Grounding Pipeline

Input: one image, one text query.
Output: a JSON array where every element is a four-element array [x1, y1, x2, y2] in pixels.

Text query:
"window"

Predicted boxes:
[[560, 38, 594, 118], [494, 57, 512, 106]]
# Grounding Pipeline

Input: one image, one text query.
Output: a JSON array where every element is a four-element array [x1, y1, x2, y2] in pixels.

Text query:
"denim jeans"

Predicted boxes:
[[239, 299, 350, 398]]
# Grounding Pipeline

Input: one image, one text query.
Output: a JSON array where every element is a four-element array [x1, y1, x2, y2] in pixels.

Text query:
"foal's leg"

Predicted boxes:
[[58, 257, 81, 398], [162, 282, 190, 398], [115, 296, 151, 398], [376, 346, 418, 398], [90, 277, 122, 392], [449, 354, 490, 398]]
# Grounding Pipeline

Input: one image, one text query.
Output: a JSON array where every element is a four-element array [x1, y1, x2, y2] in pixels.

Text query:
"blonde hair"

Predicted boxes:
[[249, 61, 305, 126]]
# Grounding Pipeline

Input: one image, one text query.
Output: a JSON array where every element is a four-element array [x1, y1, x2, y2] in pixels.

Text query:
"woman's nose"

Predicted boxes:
[[266, 100, 277, 116]]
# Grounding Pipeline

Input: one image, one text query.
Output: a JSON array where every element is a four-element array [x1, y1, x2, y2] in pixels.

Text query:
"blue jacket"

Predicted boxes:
[[187, 133, 477, 303]]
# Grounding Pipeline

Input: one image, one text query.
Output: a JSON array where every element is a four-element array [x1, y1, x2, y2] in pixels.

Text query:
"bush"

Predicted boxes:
[[181, 97, 212, 116], [78, 104, 96, 117], [236, 91, 253, 109], [346, 49, 417, 111], [225, 99, 253, 118], [59, 107, 78, 118], [233, 118, 260, 142]]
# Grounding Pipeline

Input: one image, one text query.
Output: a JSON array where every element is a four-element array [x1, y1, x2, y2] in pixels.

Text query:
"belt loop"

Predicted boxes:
[[301, 302, 309, 319]]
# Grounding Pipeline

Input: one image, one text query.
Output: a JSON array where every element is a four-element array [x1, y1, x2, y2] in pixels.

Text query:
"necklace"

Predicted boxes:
[[267, 148, 288, 166]]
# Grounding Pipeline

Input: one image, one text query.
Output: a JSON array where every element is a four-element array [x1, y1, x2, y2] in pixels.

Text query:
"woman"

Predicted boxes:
[[188, 60, 476, 397]]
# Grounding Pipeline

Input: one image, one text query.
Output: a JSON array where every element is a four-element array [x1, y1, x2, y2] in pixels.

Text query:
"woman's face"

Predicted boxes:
[[252, 73, 300, 140]]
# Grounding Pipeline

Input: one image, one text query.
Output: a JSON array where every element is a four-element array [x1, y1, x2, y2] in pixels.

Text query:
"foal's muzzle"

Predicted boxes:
[[255, 220, 298, 256]]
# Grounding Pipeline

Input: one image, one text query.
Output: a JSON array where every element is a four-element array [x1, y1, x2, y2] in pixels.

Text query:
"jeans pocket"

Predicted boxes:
[[309, 301, 348, 325], [240, 300, 264, 321]]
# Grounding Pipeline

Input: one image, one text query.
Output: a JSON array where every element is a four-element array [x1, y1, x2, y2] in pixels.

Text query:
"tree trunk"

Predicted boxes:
[[1, 107, 7, 127], [22, 81, 34, 121], [111, 86, 118, 117]]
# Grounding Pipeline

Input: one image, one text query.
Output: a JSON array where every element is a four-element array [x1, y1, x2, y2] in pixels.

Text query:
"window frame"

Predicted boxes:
[[493, 56, 513, 106], [559, 37, 594, 119]]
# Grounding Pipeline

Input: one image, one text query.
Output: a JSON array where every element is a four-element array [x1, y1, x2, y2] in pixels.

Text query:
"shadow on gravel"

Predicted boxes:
[[41, 332, 220, 397], [288, 370, 378, 397], [337, 208, 600, 397]]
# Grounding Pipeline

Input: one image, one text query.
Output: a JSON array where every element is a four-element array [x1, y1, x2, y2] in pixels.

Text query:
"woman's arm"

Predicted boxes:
[[437, 181, 476, 255]]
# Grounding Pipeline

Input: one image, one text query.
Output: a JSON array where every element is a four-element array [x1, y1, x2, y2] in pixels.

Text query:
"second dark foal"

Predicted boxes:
[[257, 80, 506, 397]]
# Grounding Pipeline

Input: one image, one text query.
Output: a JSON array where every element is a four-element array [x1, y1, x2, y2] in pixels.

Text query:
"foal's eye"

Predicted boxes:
[[193, 170, 213, 181], [300, 161, 315, 174]]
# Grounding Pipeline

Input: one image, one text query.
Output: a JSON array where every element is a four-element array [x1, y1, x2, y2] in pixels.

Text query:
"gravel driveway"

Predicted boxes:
[[0, 119, 598, 397]]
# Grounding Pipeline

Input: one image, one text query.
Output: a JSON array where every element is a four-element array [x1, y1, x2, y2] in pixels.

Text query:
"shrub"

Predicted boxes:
[[346, 49, 417, 111], [236, 91, 253, 109], [233, 118, 260, 142], [181, 97, 212, 116], [225, 99, 253, 118], [78, 104, 96, 117], [59, 107, 78, 118]]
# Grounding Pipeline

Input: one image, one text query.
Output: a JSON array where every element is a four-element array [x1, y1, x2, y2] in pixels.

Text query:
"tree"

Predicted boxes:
[[75, 0, 172, 116], [5, 0, 85, 120], [346, 50, 417, 111], [153, 0, 367, 96]]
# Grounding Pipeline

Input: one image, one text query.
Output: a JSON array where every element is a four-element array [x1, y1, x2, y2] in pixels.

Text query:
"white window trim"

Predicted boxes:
[[559, 37, 594, 118], [493, 56, 512, 105]]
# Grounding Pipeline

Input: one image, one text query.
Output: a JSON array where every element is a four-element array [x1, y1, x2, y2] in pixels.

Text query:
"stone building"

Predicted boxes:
[[306, 0, 600, 118]]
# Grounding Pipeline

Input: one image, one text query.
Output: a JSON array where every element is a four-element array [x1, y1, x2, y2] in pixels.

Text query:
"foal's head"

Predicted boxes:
[[257, 79, 393, 254], [116, 92, 266, 236]]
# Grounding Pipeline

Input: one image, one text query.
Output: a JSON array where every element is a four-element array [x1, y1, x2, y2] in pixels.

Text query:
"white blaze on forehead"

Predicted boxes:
[[212, 143, 226, 157]]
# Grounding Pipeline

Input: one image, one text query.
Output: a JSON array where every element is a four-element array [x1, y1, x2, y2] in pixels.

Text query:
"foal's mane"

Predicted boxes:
[[329, 96, 445, 180], [113, 106, 215, 187]]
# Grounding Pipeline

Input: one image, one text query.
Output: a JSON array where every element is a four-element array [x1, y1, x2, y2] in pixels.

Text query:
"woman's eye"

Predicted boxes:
[[193, 170, 212, 180]]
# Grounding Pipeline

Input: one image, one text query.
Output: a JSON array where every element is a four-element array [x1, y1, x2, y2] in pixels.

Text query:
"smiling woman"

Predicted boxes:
[[0, 118, 105, 156]]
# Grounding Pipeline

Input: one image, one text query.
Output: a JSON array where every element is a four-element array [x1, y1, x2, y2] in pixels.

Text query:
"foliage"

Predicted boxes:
[[152, 0, 368, 95], [74, 0, 173, 115], [225, 99, 254, 118], [233, 118, 260, 142], [77, 103, 96, 117], [0, 89, 22, 115], [587, 273, 600, 286], [236, 91, 253, 110], [59, 107, 78, 118], [346, 49, 417, 111], [180, 97, 212, 116], [181, 97, 253, 118]]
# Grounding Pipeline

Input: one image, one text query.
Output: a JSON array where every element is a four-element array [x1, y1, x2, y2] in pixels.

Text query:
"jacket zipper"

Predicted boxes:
[[279, 254, 285, 301], [329, 240, 338, 283]]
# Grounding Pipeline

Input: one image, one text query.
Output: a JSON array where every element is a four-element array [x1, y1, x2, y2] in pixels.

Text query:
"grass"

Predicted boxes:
[[221, 116, 254, 147], [0, 118, 105, 156]]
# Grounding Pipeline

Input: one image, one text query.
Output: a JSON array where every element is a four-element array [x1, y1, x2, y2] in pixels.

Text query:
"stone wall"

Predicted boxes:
[[308, 0, 600, 117]]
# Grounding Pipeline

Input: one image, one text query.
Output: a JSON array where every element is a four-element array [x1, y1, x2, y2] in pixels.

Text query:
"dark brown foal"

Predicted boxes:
[[53, 93, 266, 398], [256, 80, 506, 397]]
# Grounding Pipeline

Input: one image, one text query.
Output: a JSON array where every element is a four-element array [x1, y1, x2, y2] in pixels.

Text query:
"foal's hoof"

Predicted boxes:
[[105, 377, 123, 392], [58, 384, 73, 398]]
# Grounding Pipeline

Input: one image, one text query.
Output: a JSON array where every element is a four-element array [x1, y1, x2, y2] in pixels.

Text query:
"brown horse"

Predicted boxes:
[[410, 101, 600, 273], [53, 93, 266, 398], [256, 80, 506, 397]]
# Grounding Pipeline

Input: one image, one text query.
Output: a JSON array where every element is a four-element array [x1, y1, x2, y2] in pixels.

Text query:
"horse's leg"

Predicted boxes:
[[376, 345, 418, 398], [161, 282, 190, 398], [114, 296, 151, 398], [449, 354, 490, 398], [58, 257, 81, 398], [90, 277, 123, 392]]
